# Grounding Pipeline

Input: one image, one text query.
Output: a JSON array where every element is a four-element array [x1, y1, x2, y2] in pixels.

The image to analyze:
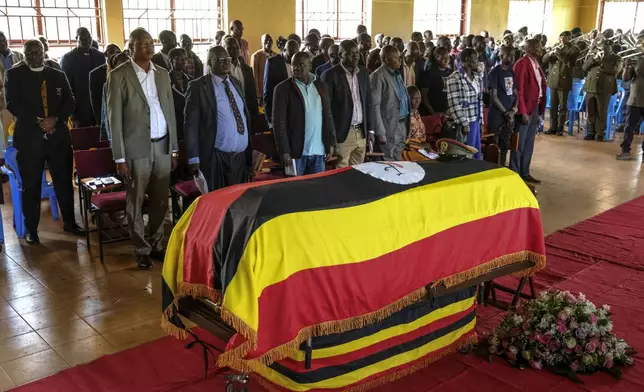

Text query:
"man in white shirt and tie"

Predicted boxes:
[[107, 28, 178, 269]]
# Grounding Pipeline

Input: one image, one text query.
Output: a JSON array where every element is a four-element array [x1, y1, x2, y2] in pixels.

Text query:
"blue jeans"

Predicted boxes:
[[510, 112, 540, 178], [294, 155, 325, 176]]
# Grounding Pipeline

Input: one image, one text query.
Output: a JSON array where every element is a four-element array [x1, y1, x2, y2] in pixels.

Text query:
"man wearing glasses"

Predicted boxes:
[[107, 28, 179, 269], [184, 45, 253, 192]]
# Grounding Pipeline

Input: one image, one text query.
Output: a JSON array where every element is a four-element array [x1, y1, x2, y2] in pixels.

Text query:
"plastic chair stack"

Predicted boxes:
[[0, 146, 58, 238], [566, 79, 586, 136]]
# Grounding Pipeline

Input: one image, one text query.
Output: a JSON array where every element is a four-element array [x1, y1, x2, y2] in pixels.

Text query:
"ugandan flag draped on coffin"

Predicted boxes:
[[161, 160, 546, 377]]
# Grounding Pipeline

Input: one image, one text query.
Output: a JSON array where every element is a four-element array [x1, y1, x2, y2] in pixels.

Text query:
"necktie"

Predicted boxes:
[[222, 78, 245, 135]]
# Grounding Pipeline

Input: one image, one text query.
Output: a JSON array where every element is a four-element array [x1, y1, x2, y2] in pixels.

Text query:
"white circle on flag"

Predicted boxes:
[[353, 161, 426, 185]]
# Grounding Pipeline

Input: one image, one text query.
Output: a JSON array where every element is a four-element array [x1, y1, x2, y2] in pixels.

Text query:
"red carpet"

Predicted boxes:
[[12, 197, 644, 392]]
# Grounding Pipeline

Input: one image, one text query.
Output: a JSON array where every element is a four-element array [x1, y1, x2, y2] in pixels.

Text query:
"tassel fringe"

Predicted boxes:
[[250, 331, 478, 392], [432, 250, 546, 288]]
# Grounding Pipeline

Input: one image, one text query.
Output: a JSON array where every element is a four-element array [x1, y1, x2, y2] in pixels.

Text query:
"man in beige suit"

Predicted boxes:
[[107, 28, 178, 269]]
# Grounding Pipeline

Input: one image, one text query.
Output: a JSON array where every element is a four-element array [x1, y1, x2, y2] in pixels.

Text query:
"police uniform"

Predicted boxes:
[[543, 42, 579, 133], [583, 52, 622, 140], [4, 63, 77, 235]]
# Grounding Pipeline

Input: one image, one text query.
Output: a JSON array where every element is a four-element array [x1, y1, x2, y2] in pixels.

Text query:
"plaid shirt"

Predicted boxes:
[[445, 68, 484, 126]]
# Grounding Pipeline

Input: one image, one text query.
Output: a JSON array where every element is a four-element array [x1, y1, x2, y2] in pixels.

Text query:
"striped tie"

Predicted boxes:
[[222, 78, 245, 135]]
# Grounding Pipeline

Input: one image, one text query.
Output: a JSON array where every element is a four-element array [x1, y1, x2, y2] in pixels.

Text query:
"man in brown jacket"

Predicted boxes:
[[616, 57, 644, 160], [544, 31, 579, 136], [582, 41, 621, 141]]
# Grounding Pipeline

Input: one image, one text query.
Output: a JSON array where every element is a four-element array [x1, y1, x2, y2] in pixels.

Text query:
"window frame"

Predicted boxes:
[[598, 0, 643, 33], [506, 0, 552, 36], [412, 0, 468, 37], [295, 0, 369, 41], [0, 0, 104, 48]]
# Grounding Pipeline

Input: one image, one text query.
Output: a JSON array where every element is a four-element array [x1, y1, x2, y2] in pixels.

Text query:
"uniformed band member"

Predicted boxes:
[[5, 39, 85, 243], [582, 41, 622, 141], [616, 56, 644, 160], [543, 31, 579, 136]]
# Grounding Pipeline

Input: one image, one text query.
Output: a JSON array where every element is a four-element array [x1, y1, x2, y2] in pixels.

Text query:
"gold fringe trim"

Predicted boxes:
[[177, 282, 222, 304], [432, 250, 546, 288], [160, 313, 189, 339], [250, 332, 478, 392], [217, 287, 428, 372]]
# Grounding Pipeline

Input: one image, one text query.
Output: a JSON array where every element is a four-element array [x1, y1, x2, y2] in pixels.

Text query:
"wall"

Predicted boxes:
[[227, 0, 295, 54], [371, 0, 413, 40], [550, 0, 580, 43], [103, 0, 125, 46], [578, 0, 599, 32], [469, 0, 510, 39]]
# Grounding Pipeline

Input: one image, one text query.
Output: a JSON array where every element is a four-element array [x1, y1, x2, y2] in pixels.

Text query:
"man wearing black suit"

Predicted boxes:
[[60, 27, 105, 126], [152, 30, 177, 70], [273, 52, 336, 176], [321, 40, 373, 167], [89, 43, 122, 127], [6, 40, 84, 243], [184, 46, 252, 191], [223, 37, 258, 123], [263, 39, 299, 126], [312, 37, 335, 74]]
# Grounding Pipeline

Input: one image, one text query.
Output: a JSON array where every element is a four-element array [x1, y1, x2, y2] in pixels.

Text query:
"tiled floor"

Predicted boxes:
[[0, 132, 643, 390]]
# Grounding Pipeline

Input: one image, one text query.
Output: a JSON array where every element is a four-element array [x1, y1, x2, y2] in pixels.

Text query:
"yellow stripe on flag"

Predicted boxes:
[[224, 168, 537, 330], [162, 198, 200, 296]]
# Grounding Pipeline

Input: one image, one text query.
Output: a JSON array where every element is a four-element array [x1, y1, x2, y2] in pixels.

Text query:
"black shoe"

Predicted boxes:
[[136, 255, 154, 270], [584, 134, 595, 141], [557, 130, 565, 136], [64, 224, 86, 236], [596, 135, 605, 142], [545, 128, 558, 135], [149, 249, 166, 262], [26, 232, 40, 244], [523, 175, 541, 184]]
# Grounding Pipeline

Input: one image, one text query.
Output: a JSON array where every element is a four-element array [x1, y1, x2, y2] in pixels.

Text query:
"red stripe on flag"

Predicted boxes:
[[246, 207, 543, 357], [182, 167, 353, 287]]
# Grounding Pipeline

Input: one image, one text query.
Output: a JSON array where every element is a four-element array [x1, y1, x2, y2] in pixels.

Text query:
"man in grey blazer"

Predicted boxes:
[[107, 28, 178, 269], [370, 45, 410, 161]]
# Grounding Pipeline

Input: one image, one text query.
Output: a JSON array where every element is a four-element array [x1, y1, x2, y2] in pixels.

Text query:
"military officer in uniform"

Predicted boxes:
[[543, 31, 579, 136], [582, 41, 621, 141], [5, 39, 85, 243]]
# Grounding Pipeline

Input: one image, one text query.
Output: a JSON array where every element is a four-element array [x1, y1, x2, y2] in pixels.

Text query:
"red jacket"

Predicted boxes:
[[513, 56, 547, 116]]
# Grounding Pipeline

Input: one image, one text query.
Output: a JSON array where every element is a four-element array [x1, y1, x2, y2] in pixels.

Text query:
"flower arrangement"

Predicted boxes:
[[487, 290, 634, 380]]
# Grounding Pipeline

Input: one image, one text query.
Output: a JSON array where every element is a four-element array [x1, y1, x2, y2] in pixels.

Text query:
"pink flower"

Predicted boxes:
[[600, 342, 607, 354], [558, 310, 569, 322], [549, 340, 560, 351], [565, 291, 577, 302], [522, 321, 531, 331], [604, 356, 614, 368], [530, 360, 543, 370], [586, 341, 597, 353], [591, 314, 598, 325], [574, 345, 583, 353], [571, 361, 580, 371], [556, 322, 567, 334]]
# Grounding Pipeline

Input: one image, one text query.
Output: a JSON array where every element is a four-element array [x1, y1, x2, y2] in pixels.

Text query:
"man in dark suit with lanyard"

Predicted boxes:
[[5, 39, 85, 243]]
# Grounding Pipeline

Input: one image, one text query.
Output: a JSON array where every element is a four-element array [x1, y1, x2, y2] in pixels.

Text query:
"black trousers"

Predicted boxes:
[[206, 150, 247, 192], [490, 120, 514, 166], [620, 105, 644, 153], [17, 139, 76, 233]]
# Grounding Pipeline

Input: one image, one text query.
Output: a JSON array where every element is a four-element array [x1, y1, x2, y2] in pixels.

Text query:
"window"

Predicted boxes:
[[295, 0, 370, 41], [600, 1, 643, 33], [507, 0, 552, 35], [0, 0, 103, 60], [412, 0, 464, 36], [122, 0, 224, 59]]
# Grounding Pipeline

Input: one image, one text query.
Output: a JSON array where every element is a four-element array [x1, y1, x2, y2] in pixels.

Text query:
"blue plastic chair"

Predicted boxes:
[[605, 84, 626, 141], [567, 79, 586, 135], [1, 146, 59, 238]]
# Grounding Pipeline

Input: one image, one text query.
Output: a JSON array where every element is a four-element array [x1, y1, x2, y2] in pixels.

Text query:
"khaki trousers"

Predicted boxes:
[[125, 137, 171, 256], [336, 128, 367, 168]]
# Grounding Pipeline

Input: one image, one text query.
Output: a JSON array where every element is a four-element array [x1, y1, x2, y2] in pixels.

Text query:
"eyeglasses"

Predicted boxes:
[[216, 57, 232, 64]]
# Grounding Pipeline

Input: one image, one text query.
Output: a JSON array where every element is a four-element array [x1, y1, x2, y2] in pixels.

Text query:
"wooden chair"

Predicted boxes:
[[70, 126, 110, 151]]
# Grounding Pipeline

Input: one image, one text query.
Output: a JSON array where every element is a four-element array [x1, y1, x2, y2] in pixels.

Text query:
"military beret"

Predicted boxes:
[[436, 138, 478, 160], [560, 31, 571, 37]]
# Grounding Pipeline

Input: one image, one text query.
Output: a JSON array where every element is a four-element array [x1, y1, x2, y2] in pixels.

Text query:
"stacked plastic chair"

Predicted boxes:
[[1, 146, 58, 238], [605, 81, 626, 141]]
